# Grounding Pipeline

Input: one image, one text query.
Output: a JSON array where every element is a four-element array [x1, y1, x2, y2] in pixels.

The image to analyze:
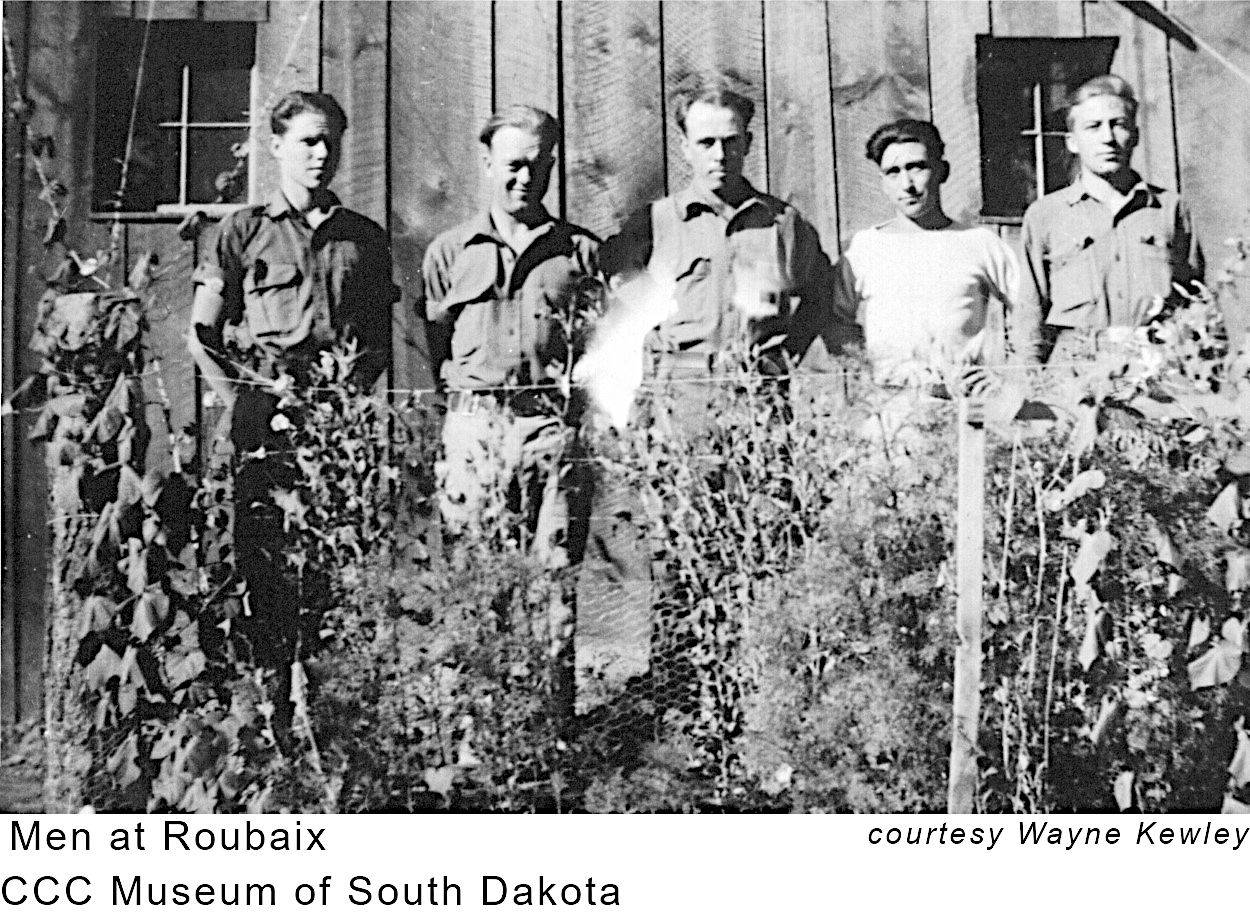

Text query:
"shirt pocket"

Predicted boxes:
[[242, 261, 304, 339], [1132, 234, 1177, 307], [443, 247, 498, 311], [1046, 239, 1100, 328], [670, 255, 713, 319]]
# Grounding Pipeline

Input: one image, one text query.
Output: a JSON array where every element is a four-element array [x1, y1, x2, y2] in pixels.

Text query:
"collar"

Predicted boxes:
[[465, 208, 557, 249], [1063, 172, 1162, 208], [265, 188, 344, 220], [675, 182, 770, 222]]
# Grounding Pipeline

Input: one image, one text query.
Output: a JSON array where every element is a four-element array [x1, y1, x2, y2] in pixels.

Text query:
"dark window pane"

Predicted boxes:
[[145, 62, 185, 124], [1042, 135, 1076, 195], [975, 36, 1119, 219], [189, 67, 251, 123], [982, 135, 1037, 217], [186, 129, 250, 204], [1042, 76, 1072, 132], [94, 19, 256, 211], [154, 129, 183, 206]]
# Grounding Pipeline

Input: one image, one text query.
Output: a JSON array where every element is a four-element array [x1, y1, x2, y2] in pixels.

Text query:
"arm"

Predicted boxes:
[[599, 206, 654, 282], [422, 237, 456, 389], [785, 217, 862, 367], [350, 233, 401, 391], [1012, 206, 1047, 365], [187, 218, 245, 408], [984, 233, 1022, 366], [187, 282, 238, 410], [1176, 198, 1204, 289]]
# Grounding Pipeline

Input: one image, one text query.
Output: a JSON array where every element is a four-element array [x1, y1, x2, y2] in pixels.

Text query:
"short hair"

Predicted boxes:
[[672, 84, 755, 134], [865, 119, 945, 164], [478, 105, 561, 153], [270, 91, 348, 137], [1065, 74, 1138, 129]]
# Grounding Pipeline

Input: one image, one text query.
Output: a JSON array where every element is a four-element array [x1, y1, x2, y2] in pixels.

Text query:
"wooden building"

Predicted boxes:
[[3, 0, 1248, 727]]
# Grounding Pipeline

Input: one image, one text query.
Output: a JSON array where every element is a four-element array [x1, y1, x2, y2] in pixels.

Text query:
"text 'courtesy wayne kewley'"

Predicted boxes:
[[867, 820, 1249, 851]]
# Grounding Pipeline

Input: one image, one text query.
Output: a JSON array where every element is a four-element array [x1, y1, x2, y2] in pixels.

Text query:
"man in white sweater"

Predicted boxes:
[[835, 119, 1019, 387]]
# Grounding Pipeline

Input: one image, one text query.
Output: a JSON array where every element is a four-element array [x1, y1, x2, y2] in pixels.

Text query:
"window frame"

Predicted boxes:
[[91, 16, 260, 219], [975, 36, 1120, 224]]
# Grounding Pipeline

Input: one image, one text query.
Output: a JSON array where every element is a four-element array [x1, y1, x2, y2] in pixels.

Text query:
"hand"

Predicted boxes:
[[956, 364, 992, 399]]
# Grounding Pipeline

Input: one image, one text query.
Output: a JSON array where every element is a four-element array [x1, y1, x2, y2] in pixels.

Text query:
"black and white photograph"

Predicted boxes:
[[1, 0, 1248, 821]]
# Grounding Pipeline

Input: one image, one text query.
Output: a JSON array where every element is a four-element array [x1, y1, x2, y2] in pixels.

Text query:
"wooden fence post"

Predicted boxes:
[[948, 396, 985, 813]]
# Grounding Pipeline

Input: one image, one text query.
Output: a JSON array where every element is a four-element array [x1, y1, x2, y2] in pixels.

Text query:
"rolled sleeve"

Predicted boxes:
[[422, 236, 458, 325], [193, 216, 247, 323]]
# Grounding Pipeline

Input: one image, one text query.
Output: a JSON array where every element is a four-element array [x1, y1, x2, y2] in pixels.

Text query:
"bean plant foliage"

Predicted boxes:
[[978, 256, 1250, 813], [11, 83, 1250, 809]]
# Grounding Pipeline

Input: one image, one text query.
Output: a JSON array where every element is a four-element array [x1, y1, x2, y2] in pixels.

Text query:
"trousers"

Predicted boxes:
[[438, 397, 592, 725]]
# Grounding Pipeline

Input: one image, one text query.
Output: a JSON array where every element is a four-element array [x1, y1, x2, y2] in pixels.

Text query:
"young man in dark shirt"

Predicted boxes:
[[188, 91, 398, 734]]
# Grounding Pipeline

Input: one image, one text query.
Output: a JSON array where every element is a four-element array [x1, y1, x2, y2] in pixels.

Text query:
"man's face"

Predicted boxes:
[[482, 126, 554, 217], [1066, 94, 1137, 177], [878, 140, 945, 222], [270, 111, 342, 192], [680, 101, 750, 196]]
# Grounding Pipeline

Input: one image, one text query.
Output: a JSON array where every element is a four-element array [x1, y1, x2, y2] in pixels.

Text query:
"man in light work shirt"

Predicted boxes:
[[595, 83, 846, 711], [601, 83, 846, 427], [422, 105, 602, 724], [835, 119, 1018, 388], [1015, 75, 1203, 364], [188, 91, 399, 733]]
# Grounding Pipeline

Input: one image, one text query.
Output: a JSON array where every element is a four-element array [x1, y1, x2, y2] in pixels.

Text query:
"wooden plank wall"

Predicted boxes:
[[8, 0, 1250, 725], [562, 1, 665, 238], [2, 0, 31, 730], [4, 1, 113, 728], [1168, 0, 1250, 338], [387, 1, 492, 393], [829, 1, 932, 246]]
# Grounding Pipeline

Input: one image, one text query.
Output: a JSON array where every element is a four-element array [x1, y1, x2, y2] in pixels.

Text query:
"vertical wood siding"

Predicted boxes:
[[1169, 0, 1250, 343], [829, 0, 932, 245], [494, 0, 563, 216], [660, 2, 768, 194], [928, 1, 991, 226], [561, 1, 665, 238], [1, 0, 31, 729], [764, 0, 839, 249], [387, 0, 492, 393], [5, 1, 112, 727], [5, 0, 1248, 725]]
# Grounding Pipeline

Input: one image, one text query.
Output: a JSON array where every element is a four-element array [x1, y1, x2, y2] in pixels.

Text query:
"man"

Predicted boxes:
[[601, 83, 845, 428], [1015, 74, 1203, 364], [422, 105, 602, 724], [188, 91, 398, 732], [835, 118, 1018, 388], [594, 84, 846, 713]]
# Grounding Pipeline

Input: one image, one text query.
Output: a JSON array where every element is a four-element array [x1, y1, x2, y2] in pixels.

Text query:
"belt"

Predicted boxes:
[[649, 348, 791, 377], [445, 388, 557, 418], [650, 350, 719, 374]]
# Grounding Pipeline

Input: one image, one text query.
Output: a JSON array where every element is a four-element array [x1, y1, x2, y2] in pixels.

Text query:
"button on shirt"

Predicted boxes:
[[193, 190, 399, 365], [422, 210, 602, 392], [601, 183, 850, 363], [1015, 175, 1203, 363]]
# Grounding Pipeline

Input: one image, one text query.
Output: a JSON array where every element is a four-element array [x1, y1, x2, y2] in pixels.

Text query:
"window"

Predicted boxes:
[[94, 18, 257, 213], [976, 37, 1119, 220]]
